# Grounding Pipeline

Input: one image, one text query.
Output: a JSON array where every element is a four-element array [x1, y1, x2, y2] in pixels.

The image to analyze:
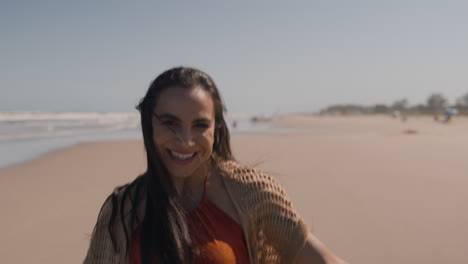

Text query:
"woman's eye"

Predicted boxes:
[[195, 123, 209, 129]]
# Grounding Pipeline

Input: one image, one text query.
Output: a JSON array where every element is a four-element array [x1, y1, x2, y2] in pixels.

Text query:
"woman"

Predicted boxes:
[[84, 67, 344, 264]]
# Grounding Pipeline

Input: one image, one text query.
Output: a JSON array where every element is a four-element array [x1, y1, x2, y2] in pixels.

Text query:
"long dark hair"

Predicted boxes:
[[106, 67, 233, 264]]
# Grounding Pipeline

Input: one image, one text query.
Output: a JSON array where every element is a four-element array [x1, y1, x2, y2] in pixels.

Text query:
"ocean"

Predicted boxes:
[[0, 111, 275, 168]]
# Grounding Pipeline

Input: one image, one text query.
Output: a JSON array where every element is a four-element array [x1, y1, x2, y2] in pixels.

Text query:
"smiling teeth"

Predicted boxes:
[[170, 150, 195, 160]]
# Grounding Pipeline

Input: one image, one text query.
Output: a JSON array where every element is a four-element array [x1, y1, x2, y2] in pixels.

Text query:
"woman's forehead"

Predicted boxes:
[[154, 86, 215, 120]]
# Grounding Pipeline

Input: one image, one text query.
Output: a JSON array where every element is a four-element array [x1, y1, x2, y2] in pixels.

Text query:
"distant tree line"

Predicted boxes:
[[320, 92, 468, 116]]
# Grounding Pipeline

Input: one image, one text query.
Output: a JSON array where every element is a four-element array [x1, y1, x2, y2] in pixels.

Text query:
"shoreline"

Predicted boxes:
[[3, 114, 467, 169]]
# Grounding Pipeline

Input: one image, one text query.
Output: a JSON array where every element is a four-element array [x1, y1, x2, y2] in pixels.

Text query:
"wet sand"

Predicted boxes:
[[1, 115, 467, 263]]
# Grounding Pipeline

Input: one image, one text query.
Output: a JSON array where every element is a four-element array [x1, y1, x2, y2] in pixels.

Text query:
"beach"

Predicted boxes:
[[1, 115, 468, 263]]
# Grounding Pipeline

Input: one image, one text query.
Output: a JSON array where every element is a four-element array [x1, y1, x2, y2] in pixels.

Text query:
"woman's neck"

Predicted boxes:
[[172, 163, 212, 211]]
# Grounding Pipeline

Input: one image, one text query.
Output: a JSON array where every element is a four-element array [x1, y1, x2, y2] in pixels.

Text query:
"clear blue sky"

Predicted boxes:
[[2, 0, 468, 114]]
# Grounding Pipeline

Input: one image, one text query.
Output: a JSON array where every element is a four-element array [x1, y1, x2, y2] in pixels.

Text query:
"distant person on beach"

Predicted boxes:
[[443, 108, 458, 123], [392, 110, 407, 122], [84, 67, 345, 264]]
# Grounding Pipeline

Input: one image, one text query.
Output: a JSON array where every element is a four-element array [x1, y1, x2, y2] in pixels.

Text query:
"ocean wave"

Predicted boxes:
[[0, 111, 141, 141]]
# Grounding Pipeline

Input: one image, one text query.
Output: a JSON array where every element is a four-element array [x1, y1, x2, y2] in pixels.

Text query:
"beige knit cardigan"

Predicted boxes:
[[84, 160, 309, 264]]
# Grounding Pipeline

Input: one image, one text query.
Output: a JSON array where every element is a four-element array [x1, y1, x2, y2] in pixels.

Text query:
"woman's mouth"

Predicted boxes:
[[167, 149, 197, 163]]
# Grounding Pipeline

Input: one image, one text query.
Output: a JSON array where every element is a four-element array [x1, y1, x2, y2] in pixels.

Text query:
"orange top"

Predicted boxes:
[[129, 177, 249, 264]]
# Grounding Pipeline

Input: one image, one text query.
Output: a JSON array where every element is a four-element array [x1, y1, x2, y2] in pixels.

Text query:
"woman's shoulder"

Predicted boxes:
[[219, 160, 287, 192], [84, 179, 143, 264], [96, 176, 145, 224], [218, 159, 273, 181], [217, 159, 309, 259], [217, 160, 292, 206]]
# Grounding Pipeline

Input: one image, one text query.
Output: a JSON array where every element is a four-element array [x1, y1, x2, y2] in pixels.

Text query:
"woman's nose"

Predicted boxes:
[[177, 128, 195, 147]]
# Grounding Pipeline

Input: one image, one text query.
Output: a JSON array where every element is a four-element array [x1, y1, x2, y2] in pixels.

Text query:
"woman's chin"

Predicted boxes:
[[163, 155, 210, 180], [170, 170, 196, 179], [166, 165, 203, 180]]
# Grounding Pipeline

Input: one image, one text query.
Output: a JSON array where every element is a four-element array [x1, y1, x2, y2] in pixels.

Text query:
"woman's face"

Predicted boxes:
[[152, 85, 215, 180]]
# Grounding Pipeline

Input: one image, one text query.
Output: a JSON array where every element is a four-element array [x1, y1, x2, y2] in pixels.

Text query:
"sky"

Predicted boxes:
[[2, 0, 468, 115]]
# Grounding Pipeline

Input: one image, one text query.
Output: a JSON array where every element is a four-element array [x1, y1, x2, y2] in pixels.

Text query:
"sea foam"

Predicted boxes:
[[0, 111, 140, 141]]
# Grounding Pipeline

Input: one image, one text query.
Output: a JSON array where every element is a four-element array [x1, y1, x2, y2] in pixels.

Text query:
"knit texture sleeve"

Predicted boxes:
[[220, 161, 309, 264], [83, 189, 125, 264], [255, 173, 309, 263]]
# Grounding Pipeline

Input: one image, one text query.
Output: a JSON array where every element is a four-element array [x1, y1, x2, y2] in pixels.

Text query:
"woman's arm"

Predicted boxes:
[[296, 232, 348, 264]]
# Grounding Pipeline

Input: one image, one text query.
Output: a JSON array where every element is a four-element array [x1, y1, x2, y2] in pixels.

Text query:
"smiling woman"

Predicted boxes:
[[83, 67, 344, 264], [152, 86, 215, 189]]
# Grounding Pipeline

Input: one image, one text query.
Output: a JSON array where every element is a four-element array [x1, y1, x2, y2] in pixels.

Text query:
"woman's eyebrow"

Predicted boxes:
[[154, 113, 212, 123], [154, 112, 180, 121], [193, 117, 212, 123]]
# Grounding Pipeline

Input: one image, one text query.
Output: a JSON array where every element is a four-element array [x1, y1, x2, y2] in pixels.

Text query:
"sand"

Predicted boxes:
[[1, 115, 467, 263]]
